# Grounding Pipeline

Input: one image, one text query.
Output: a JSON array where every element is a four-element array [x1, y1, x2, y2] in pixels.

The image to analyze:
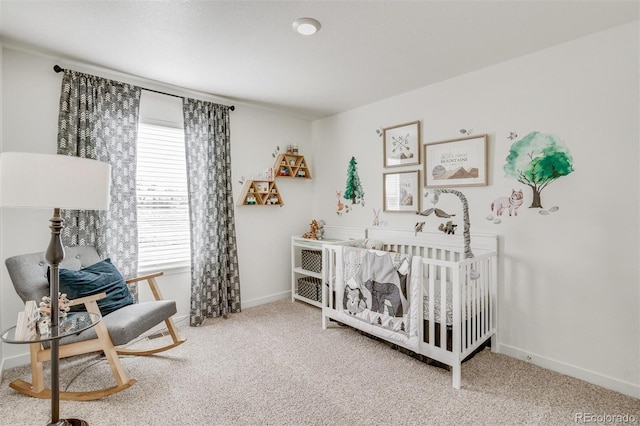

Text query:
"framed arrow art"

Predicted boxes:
[[383, 121, 421, 168]]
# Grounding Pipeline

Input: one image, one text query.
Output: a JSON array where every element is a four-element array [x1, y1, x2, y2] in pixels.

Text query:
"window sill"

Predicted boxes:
[[137, 264, 190, 277]]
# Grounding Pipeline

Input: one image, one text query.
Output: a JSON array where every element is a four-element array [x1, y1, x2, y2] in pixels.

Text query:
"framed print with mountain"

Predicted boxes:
[[383, 121, 420, 167], [424, 134, 487, 187]]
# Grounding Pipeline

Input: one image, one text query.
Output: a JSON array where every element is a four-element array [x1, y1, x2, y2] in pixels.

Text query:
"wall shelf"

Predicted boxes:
[[274, 154, 312, 179], [237, 180, 283, 206]]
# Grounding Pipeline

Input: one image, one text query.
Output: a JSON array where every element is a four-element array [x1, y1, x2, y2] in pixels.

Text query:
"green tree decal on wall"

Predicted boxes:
[[503, 131, 574, 208], [344, 156, 365, 204]]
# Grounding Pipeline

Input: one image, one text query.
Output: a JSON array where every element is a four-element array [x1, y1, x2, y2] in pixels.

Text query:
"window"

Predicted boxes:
[[136, 123, 190, 271]]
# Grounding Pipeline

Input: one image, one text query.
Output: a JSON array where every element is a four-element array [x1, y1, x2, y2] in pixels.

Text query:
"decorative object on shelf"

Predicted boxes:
[[383, 170, 420, 213], [38, 292, 71, 318], [14, 300, 40, 341], [297, 277, 322, 301], [302, 219, 322, 240], [424, 134, 488, 188], [37, 293, 71, 336], [438, 221, 458, 234], [383, 121, 420, 167], [344, 156, 365, 205], [316, 220, 325, 240], [301, 249, 322, 273]]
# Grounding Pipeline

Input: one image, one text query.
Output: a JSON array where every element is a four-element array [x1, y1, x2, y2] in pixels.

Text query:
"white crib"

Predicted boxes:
[[321, 227, 498, 389]]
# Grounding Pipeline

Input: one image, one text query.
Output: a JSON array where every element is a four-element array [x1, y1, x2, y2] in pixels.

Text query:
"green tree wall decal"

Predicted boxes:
[[344, 156, 365, 204], [503, 131, 574, 208]]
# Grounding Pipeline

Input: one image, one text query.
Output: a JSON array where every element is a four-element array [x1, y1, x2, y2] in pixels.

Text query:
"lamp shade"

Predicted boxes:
[[0, 152, 111, 210]]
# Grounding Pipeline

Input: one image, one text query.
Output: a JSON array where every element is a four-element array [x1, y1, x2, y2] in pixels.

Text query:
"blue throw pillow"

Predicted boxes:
[[57, 258, 134, 317]]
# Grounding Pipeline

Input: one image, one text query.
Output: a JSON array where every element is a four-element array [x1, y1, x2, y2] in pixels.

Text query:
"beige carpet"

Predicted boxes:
[[0, 298, 638, 425]]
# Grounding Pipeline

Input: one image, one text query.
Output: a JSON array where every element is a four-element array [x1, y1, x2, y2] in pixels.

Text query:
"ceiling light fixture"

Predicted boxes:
[[292, 17, 321, 35]]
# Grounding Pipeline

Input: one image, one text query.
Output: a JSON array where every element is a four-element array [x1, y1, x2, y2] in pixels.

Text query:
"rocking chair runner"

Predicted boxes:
[[5, 246, 186, 401]]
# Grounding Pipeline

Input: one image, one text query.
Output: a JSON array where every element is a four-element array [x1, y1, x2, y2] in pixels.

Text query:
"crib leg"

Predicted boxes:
[[490, 334, 497, 352], [322, 311, 327, 330], [452, 364, 461, 389]]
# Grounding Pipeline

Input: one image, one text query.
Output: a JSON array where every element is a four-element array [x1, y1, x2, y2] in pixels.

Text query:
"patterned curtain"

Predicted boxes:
[[56, 69, 141, 284], [183, 98, 241, 326]]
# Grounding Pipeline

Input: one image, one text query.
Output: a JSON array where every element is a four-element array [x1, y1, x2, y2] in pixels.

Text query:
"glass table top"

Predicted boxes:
[[1, 312, 101, 344]]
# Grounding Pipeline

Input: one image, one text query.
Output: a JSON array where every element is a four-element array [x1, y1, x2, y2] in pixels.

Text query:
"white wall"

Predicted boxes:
[[0, 46, 313, 368], [311, 21, 639, 398]]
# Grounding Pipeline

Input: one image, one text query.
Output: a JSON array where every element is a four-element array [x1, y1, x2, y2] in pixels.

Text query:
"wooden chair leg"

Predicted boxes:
[[29, 342, 44, 393], [93, 321, 129, 387]]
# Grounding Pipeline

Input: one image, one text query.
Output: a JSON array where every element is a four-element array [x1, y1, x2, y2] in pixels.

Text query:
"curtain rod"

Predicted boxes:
[[53, 65, 235, 111]]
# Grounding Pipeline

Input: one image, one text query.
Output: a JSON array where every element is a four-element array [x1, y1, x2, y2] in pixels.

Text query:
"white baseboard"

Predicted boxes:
[[242, 291, 291, 309], [498, 343, 640, 399], [1, 351, 30, 371]]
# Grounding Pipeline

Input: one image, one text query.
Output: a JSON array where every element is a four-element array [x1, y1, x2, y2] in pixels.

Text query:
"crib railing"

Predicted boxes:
[[420, 250, 497, 388]]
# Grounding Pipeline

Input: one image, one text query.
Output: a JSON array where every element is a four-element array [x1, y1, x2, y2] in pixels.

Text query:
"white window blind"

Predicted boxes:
[[136, 123, 191, 271]]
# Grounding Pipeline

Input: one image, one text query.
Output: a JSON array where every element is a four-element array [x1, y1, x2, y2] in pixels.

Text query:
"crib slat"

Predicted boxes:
[[428, 263, 435, 348], [465, 265, 478, 349], [439, 264, 448, 351], [461, 266, 467, 351], [452, 265, 461, 359]]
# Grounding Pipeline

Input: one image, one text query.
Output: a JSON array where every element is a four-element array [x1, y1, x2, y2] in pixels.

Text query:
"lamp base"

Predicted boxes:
[[48, 419, 88, 426]]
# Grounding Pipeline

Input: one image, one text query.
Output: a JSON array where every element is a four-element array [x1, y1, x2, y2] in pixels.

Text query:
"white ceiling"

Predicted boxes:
[[1, 1, 638, 120]]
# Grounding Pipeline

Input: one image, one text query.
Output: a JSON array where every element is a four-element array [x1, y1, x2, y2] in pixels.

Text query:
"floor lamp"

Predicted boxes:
[[0, 152, 111, 426]]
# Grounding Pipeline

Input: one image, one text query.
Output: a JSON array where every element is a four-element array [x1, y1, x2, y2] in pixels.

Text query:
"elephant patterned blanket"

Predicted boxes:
[[341, 247, 415, 336]]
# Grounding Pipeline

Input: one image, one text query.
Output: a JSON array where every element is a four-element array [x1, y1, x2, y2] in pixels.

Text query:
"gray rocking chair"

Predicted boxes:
[[5, 246, 186, 401]]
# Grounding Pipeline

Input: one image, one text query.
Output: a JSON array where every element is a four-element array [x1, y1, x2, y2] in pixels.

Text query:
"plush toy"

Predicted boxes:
[[364, 239, 382, 250], [316, 220, 326, 240], [302, 220, 320, 240], [438, 221, 458, 235]]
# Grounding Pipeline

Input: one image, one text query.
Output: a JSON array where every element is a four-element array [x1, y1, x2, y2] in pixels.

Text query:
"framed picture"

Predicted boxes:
[[383, 121, 421, 167], [383, 170, 420, 213], [423, 134, 488, 187]]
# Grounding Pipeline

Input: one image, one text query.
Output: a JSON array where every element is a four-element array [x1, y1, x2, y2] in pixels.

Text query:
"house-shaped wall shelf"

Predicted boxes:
[[237, 180, 283, 206], [273, 154, 312, 179]]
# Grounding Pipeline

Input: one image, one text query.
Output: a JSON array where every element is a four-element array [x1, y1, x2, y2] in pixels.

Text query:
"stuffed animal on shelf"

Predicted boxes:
[[315, 220, 326, 240], [302, 219, 320, 240], [438, 221, 458, 235]]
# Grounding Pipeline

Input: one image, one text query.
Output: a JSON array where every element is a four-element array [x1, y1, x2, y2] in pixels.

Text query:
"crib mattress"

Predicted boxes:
[[422, 280, 485, 326], [422, 280, 453, 325]]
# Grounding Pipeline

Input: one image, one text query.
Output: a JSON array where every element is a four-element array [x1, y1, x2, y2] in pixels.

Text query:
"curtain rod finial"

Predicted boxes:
[[53, 65, 64, 73]]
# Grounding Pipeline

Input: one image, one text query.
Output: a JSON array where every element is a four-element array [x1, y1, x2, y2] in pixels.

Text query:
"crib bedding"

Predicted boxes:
[[342, 247, 474, 327], [422, 280, 454, 325], [337, 246, 421, 351]]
